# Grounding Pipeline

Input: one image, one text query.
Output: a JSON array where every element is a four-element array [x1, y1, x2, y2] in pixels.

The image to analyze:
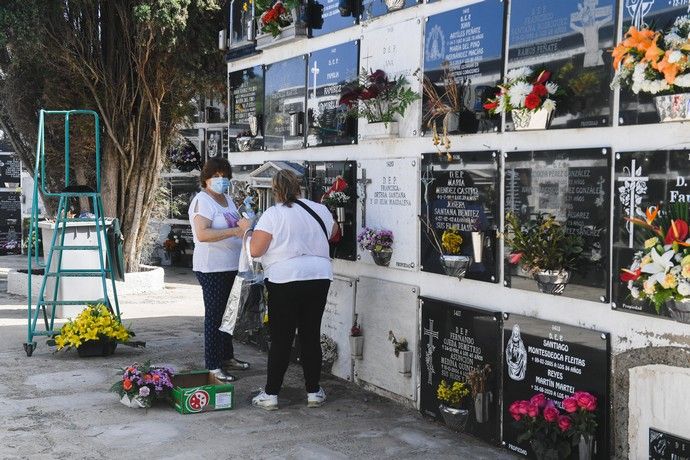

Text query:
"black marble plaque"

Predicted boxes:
[[306, 42, 359, 147], [0, 129, 11, 152], [264, 56, 308, 151], [360, 0, 418, 21], [230, 66, 264, 127], [420, 151, 500, 283], [305, 161, 357, 261], [310, 0, 358, 37], [650, 428, 690, 460], [619, 4, 689, 125], [612, 149, 690, 320], [0, 153, 21, 188], [206, 129, 225, 160], [423, 1, 504, 135], [419, 297, 501, 444], [502, 314, 610, 459], [0, 191, 21, 255], [507, 0, 615, 129], [168, 176, 200, 221], [504, 148, 611, 302]]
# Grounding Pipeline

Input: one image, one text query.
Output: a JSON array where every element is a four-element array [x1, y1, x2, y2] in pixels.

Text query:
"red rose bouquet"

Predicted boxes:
[[483, 67, 559, 115], [509, 393, 572, 459], [562, 391, 598, 447]]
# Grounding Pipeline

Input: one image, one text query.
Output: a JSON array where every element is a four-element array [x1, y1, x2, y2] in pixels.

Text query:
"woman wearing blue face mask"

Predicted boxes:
[[189, 157, 252, 382]]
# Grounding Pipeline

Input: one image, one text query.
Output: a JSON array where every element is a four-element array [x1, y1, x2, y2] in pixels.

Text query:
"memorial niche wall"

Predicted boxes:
[[264, 56, 307, 151], [420, 151, 499, 283], [306, 42, 359, 147], [310, 0, 358, 37], [504, 148, 611, 302], [507, 0, 615, 129], [419, 297, 501, 444], [229, 65, 264, 152], [502, 314, 610, 459], [304, 160, 357, 261], [612, 149, 690, 322], [422, 1, 504, 135]]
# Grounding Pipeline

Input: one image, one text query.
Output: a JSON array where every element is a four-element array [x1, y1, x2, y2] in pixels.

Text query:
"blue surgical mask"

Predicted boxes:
[[209, 177, 230, 194]]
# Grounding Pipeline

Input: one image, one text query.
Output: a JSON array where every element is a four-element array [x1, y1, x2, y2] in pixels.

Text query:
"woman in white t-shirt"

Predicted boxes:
[[189, 158, 251, 382], [249, 170, 338, 411]]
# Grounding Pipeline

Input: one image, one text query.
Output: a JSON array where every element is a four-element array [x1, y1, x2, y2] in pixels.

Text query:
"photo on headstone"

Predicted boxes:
[[0, 190, 22, 255], [422, 1, 504, 136], [206, 128, 224, 160], [264, 56, 307, 150], [305, 160, 357, 261], [307, 41, 359, 147], [356, 158, 418, 270], [507, 0, 615, 129], [420, 151, 499, 283], [502, 314, 610, 459], [504, 148, 611, 302], [612, 150, 690, 324], [360, 0, 418, 21], [310, 0, 358, 37], [419, 297, 501, 443], [618, 2, 689, 125], [229, 65, 265, 152]]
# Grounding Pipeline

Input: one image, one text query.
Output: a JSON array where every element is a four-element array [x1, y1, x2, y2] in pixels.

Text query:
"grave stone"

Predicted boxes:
[[419, 297, 501, 443], [502, 314, 610, 458], [422, 1, 504, 135], [321, 275, 356, 380], [421, 151, 499, 282], [0, 190, 21, 255], [229, 66, 264, 152], [650, 428, 690, 460], [310, 0, 358, 37], [353, 276, 418, 399], [307, 42, 359, 147], [264, 56, 307, 150], [507, 0, 615, 129], [357, 158, 418, 270], [0, 153, 21, 188], [504, 148, 611, 302]]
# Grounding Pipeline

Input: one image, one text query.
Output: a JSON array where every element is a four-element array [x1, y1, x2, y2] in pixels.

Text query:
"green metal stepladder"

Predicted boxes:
[[24, 109, 121, 357]]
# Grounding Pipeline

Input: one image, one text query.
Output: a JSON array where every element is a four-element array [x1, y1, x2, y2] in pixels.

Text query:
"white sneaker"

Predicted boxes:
[[307, 387, 326, 408], [252, 390, 278, 411]]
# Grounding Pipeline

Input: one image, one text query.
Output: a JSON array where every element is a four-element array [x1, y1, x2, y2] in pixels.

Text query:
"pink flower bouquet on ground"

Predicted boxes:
[[110, 362, 175, 408]]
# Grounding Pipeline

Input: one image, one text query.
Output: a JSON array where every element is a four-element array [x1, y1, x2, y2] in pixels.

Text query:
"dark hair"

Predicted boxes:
[[272, 169, 302, 207], [200, 157, 232, 188]]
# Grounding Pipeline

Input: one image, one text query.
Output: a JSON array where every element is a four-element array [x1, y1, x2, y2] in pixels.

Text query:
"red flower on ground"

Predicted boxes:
[[532, 84, 548, 97], [574, 391, 597, 412], [665, 219, 689, 244], [543, 402, 559, 422], [562, 396, 579, 413], [123, 379, 132, 391], [619, 268, 641, 283], [530, 393, 547, 409], [557, 415, 572, 432], [524, 92, 541, 110]]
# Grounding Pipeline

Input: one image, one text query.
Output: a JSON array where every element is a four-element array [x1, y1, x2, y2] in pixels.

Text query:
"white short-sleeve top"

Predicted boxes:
[[253, 198, 334, 283], [188, 191, 242, 273]]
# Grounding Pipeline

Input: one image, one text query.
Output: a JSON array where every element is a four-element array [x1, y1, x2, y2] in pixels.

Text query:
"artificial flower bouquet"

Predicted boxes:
[[111, 362, 175, 408], [562, 391, 598, 451], [54, 304, 134, 356], [321, 191, 350, 208], [483, 67, 559, 115], [620, 205, 690, 314], [257, 0, 299, 37], [509, 393, 572, 460], [357, 227, 393, 252], [167, 139, 201, 172], [437, 379, 470, 409], [611, 17, 690, 95], [339, 69, 420, 126]]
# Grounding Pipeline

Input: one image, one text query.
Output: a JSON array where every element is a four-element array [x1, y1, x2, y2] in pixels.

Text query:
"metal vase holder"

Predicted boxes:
[[532, 269, 571, 295]]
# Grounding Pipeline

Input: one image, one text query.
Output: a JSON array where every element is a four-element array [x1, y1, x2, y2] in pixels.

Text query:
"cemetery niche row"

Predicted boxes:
[[227, 0, 690, 135]]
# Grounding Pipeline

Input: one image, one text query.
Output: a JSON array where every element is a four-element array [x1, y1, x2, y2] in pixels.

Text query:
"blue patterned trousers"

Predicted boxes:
[[194, 271, 237, 370]]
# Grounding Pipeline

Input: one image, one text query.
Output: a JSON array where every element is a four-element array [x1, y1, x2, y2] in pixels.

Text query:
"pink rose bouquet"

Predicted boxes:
[[563, 391, 598, 446], [509, 393, 572, 459]]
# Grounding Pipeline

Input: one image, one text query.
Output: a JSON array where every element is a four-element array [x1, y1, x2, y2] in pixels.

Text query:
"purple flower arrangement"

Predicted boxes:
[[357, 227, 394, 253], [167, 140, 201, 172], [110, 361, 175, 408]]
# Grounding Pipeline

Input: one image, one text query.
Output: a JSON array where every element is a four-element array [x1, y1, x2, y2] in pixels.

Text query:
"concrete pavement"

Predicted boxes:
[[0, 256, 512, 459]]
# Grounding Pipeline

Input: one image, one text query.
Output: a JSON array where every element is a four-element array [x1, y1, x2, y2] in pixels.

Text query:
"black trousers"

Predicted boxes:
[[195, 270, 237, 370], [265, 279, 331, 395]]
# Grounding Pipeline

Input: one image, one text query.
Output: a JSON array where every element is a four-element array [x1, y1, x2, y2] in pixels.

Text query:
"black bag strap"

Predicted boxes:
[[293, 199, 328, 239]]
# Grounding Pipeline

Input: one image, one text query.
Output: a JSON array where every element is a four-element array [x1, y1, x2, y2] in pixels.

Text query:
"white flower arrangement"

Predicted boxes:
[[483, 67, 559, 114]]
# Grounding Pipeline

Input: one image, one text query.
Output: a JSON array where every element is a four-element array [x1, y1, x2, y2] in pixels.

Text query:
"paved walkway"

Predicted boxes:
[[0, 255, 513, 459]]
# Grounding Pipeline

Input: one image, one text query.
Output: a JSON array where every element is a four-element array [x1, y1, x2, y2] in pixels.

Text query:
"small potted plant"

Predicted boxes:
[[504, 212, 583, 295], [562, 391, 598, 460], [54, 304, 137, 357], [358, 227, 394, 267], [110, 362, 175, 409], [387, 330, 411, 374], [611, 17, 690, 122], [468, 364, 492, 424], [350, 315, 363, 359], [620, 204, 690, 323], [509, 393, 572, 460], [339, 68, 420, 138], [483, 67, 559, 130], [436, 379, 470, 432]]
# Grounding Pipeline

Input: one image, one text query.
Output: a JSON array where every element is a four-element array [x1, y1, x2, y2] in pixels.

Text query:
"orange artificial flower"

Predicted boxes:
[[612, 43, 631, 70], [656, 53, 681, 84], [622, 26, 656, 53], [123, 378, 132, 391], [645, 206, 659, 225], [645, 36, 664, 67]]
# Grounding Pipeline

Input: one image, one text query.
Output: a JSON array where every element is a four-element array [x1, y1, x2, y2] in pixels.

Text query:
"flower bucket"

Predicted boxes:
[[371, 249, 392, 267], [236, 136, 256, 152], [335, 207, 346, 223], [654, 93, 690, 122], [471, 231, 483, 264], [350, 335, 364, 359], [439, 404, 469, 432], [119, 394, 147, 409], [439, 255, 472, 280], [255, 9, 307, 51], [578, 434, 594, 460], [532, 269, 570, 295], [665, 298, 690, 323], [384, 0, 405, 11], [397, 350, 412, 374], [364, 121, 399, 139], [512, 107, 554, 131], [77, 339, 117, 358], [474, 391, 491, 424]]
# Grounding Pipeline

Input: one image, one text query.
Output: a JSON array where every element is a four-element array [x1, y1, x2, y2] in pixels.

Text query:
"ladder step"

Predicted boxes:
[[63, 218, 100, 223], [38, 300, 102, 305], [45, 270, 108, 277], [32, 331, 56, 337], [52, 245, 100, 251], [54, 192, 99, 197]]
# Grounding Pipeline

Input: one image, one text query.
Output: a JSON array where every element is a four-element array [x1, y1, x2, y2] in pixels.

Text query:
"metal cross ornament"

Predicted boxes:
[[356, 167, 372, 227]]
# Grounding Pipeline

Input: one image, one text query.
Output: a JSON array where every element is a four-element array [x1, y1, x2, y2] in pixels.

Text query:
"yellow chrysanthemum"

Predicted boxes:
[[441, 229, 463, 255]]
